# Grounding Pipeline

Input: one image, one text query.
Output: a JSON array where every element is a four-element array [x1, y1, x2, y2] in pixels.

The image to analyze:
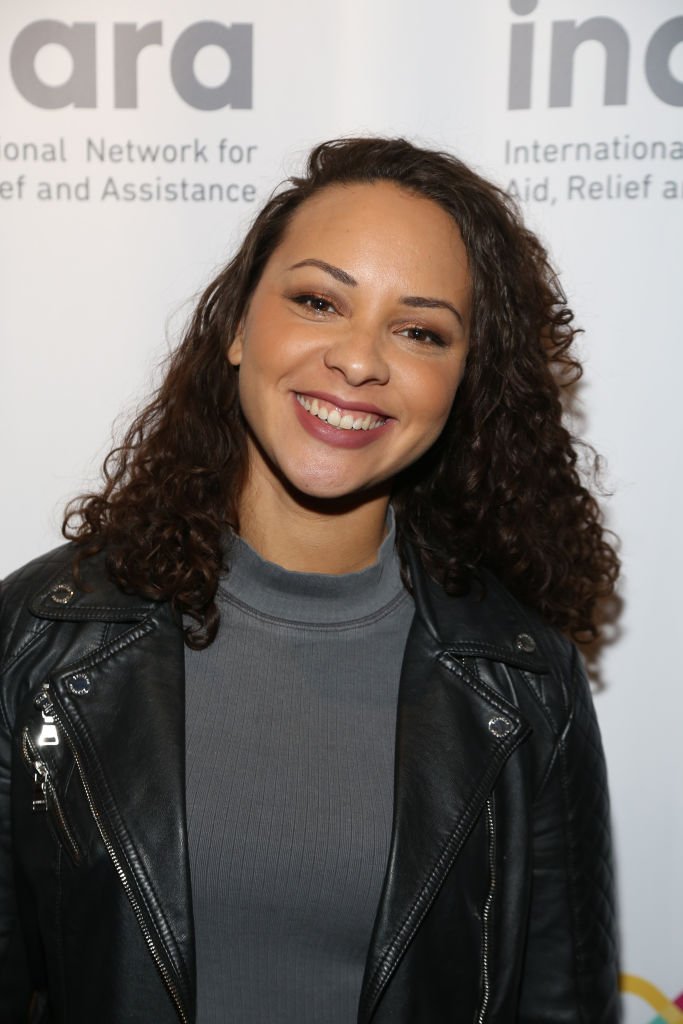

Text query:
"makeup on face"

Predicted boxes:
[[228, 181, 471, 505]]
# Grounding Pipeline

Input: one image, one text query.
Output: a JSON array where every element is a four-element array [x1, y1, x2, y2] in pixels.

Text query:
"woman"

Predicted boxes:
[[0, 137, 620, 1023]]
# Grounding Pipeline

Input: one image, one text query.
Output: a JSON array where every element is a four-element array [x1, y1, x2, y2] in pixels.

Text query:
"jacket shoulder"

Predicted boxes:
[[452, 570, 589, 742], [2, 542, 77, 599], [1, 543, 156, 673], [476, 569, 583, 729], [478, 568, 577, 685], [409, 546, 574, 677], [0, 543, 77, 668], [407, 547, 581, 730]]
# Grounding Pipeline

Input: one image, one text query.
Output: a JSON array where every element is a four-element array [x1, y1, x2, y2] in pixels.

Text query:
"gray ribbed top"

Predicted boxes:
[[185, 516, 414, 1023]]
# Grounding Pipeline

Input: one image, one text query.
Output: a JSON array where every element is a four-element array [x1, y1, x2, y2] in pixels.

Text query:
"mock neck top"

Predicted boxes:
[[220, 507, 403, 624], [185, 505, 414, 1024]]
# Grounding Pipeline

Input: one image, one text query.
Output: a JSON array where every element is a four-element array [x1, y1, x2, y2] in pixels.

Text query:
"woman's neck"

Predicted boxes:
[[235, 473, 391, 574]]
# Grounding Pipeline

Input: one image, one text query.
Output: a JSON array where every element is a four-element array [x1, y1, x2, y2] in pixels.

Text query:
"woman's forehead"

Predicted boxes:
[[270, 181, 470, 291]]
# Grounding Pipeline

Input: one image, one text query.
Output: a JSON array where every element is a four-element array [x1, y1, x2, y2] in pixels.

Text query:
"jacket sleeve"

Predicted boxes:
[[518, 647, 621, 1023], [0, 580, 33, 1021]]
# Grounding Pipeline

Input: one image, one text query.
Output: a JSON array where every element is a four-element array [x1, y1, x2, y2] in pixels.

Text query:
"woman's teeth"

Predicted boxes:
[[295, 394, 387, 431]]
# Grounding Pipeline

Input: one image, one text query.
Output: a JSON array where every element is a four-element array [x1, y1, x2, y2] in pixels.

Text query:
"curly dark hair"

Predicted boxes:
[[64, 136, 619, 649]]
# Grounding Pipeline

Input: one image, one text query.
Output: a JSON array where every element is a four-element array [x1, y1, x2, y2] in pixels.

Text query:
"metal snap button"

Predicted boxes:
[[488, 716, 514, 738], [50, 582, 75, 605], [68, 673, 91, 696], [515, 632, 536, 653]]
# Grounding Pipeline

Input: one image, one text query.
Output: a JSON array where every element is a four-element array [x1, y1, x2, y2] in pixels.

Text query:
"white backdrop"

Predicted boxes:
[[1, 2, 681, 1020]]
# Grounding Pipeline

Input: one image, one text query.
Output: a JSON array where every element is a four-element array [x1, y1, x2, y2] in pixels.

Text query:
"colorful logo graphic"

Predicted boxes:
[[621, 975, 683, 1024]]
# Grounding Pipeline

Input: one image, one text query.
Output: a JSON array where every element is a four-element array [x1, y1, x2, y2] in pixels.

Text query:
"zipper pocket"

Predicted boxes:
[[22, 724, 82, 863], [476, 797, 496, 1024], [33, 685, 189, 1024]]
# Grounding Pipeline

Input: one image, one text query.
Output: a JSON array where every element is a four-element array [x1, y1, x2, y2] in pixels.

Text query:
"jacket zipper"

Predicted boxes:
[[476, 797, 496, 1024], [22, 725, 82, 862], [33, 686, 189, 1024]]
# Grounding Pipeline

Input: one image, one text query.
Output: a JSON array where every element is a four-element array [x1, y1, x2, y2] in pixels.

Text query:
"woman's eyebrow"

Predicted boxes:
[[400, 295, 464, 328], [287, 259, 358, 286], [287, 259, 464, 327]]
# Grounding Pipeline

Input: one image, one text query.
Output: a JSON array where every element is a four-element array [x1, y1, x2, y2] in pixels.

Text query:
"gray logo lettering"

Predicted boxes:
[[9, 19, 253, 110], [170, 22, 252, 110], [114, 22, 163, 109], [10, 20, 96, 108], [508, 2, 683, 108], [550, 18, 629, 108], [645, 17, 683, 107]]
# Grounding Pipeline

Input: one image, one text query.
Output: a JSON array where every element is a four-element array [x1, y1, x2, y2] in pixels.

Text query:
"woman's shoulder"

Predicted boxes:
[[2, 541, 76, 600], [1, 542, 156, 671], [411, 549, 574, 671], [2, 542, 92, 631], [410, 549, 587, 734], [440, 566, 596, 745], [1, 543, 76, 659]]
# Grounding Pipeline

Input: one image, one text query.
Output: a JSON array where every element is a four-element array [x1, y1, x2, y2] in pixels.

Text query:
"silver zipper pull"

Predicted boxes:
[[32, 761, 49, 812], [37, 708, 59, 747], [35, 687, 59, 744], [34, 686, 54, 716]]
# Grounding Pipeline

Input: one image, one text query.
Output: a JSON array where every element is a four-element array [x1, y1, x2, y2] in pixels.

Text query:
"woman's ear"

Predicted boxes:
[[227, 325, 244, 367]]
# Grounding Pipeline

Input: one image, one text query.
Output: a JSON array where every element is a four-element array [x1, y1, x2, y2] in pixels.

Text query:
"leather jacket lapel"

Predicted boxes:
[[33, 591, 195, 1024], [358, 613, 530, 1022], [358, 550, 537, 1021]]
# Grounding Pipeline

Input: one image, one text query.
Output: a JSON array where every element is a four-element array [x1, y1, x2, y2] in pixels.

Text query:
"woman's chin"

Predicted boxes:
[[290, 476, 374, 505], [276, 465, 390, 510], [243, 432, 391, 509]]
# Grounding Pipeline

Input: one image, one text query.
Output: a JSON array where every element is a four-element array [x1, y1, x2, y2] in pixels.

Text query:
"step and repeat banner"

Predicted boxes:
[[1, 1, 681, 1019]]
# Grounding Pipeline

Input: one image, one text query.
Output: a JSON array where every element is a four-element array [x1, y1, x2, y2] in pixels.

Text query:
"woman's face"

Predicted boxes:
[[228, 181, 471, 504]]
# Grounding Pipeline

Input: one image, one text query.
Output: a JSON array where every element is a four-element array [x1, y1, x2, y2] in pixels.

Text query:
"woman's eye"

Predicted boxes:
[[399, 326, 447, 348], [291, 294, 337, 314]]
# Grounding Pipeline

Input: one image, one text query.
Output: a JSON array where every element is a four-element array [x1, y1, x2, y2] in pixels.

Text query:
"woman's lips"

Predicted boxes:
[[292, 392, 393, 448], [295, 392, 388, 431], [297, 390, 390, 418]]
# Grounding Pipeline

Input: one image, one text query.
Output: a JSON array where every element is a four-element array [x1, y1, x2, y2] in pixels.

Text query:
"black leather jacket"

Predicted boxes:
[[0, 542, 619, 1023]]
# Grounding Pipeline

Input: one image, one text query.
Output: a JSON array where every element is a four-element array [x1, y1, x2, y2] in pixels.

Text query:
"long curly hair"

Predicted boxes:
[[64, 136, 619, 649]]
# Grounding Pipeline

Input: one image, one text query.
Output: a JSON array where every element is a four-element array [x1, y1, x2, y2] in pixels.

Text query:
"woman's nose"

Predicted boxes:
[[322, 324, 390, 387]]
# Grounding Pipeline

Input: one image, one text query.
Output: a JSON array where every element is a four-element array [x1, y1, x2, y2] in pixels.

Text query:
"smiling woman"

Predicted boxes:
[[0, 138, 620, 1024], [226, 181, 470, 569]]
